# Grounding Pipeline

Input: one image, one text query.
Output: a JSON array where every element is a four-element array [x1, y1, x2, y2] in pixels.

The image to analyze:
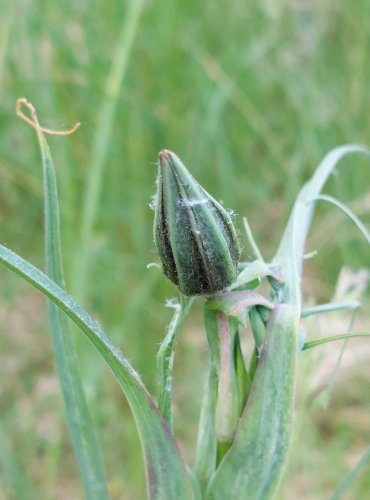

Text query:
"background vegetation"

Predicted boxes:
[[1, 0, 369, 498]]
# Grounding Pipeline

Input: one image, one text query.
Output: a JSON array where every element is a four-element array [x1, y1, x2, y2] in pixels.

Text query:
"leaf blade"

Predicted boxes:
[[205, 304, 297, 500], [35, 121, 109, 498], [0, 244, 193, 500], [275, 145, 370, 307], [303, 332, 370, 350]]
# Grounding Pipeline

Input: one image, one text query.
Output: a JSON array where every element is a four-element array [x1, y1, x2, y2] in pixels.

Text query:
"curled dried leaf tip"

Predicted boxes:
[[16, 97, 80, 135]]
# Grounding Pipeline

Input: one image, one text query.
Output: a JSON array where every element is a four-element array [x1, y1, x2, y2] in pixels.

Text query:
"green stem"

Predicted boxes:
[[195, 358, 218, 493], [215, 313, 239, 460], [156, 295, 193, 427], [203, 310, 245, 465]]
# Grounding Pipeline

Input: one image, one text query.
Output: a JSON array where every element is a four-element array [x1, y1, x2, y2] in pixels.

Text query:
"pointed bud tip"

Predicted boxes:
[[159, 149, 173, 163]]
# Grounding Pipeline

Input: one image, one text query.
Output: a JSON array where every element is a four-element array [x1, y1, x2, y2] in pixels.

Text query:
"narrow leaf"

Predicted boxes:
[[301, 301, 360, 318], [303, 332, 370, 351], [331, 445, 370, 499], [32, 109, 109, 498], [206, 304, 297, 500], [311, 194, 370, 245], [230, 260, 282, 291], [275, 145, 370, 307], [242, 216, 264, 262], [0, 244, 193, 500]]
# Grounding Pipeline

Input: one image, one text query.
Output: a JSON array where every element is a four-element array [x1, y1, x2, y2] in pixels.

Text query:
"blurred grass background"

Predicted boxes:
[[0, 0, 369, 498]]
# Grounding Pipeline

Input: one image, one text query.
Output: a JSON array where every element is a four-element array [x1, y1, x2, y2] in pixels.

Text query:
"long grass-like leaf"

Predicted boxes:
[[301, 301, 360, 317], [303, 332, 370, 350], [0, 244, 193, 500], [27, 105, 109, 499], [275, 145, 370, 307], [242, 216, 264, 262], [310, 194, 370, 245]]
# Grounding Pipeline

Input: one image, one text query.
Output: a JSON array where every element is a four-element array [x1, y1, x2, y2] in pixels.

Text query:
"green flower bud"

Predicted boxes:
[[153, 150, 241, 296]]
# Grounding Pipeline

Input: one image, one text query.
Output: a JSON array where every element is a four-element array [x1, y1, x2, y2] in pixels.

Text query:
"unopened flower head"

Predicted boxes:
[[153, 150, 241, 296]]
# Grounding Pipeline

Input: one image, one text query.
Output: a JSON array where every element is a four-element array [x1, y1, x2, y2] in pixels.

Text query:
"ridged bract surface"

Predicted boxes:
[[154, 150, 241, 296]]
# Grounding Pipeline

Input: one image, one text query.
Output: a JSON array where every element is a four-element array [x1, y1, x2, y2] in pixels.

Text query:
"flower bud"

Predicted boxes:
[[153, 150, 241, 296]]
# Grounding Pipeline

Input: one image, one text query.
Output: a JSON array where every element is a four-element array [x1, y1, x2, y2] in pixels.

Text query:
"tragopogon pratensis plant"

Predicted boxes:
[[1, 98, 370, 499]]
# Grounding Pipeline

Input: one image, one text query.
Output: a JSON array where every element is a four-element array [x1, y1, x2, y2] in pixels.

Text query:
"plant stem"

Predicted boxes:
[[156, 295, 193, 427], [195, 358, 218, 493]]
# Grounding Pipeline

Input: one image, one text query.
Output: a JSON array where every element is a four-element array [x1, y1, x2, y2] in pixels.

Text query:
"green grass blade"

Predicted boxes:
[[72, 0, 145, 300], [205, 304, 297, 500], [32, 123, 109, 498], [0, 244, 193, 500], [0, 422, 29, 499], [301, 301, 360, 317], [331, 445, 370, 500], [302, 332, 370, 350]]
